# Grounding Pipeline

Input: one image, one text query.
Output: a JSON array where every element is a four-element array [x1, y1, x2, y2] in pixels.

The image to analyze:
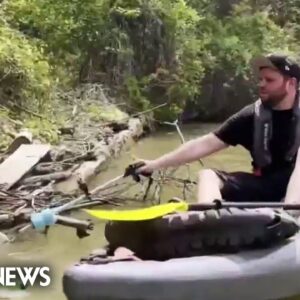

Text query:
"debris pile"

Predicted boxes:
[[0, 114, 145, 241]]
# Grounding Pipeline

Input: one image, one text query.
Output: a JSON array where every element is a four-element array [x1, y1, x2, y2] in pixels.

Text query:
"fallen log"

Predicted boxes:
[[54, 117, 144, 194]]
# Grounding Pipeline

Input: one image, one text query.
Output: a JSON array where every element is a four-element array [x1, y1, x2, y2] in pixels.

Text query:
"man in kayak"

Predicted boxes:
[[136, 54, 300, 203]]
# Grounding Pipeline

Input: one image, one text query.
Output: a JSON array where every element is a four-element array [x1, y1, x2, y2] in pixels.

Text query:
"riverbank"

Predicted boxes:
[[0, 83, 158, 242]]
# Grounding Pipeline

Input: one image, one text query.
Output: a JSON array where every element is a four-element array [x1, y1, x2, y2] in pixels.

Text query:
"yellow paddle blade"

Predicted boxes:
[[83, 201, 189, 221]]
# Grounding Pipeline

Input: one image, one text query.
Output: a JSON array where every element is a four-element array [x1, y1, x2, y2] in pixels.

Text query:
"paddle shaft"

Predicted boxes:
[[53, 174, 124, 214], [188, 201, 300, 211]]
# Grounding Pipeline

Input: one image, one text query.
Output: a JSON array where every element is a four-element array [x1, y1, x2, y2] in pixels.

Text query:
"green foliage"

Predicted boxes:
[[123, 76, 150, 112], [156, 0, 205, 108], [1, 0, 300, 134], [0, 107, 18, 150], [22, 117, 61, 144], [4, 0, 116, 85], [85, 103, 128, 123], [0, 23, 52, 109], [181, 0, 300, 119], [194, 1, 297, 77], [107, 0, 205, 120]]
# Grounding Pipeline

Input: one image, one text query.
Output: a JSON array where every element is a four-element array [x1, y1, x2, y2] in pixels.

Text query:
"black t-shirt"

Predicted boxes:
[[213, 103, 295, 174]]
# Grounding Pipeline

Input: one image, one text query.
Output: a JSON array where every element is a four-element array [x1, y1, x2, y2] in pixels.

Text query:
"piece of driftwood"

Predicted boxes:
[[60, 151, 97, 163], [63, 199, 121, 211], [5, 131, 33, 155], [0, 144, 51, 189], [21, 170, 73, 185], [55, 215, 93, 238], [0, 214, 12, 222], [0, 209, 94, 237], [33, 163, 65, 175], [58, 127, 75, 136], [0, 211, 28, 230]]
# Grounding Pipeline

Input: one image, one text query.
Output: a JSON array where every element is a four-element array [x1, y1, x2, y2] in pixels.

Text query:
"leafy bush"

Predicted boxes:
[[0, 23, 52, 110]]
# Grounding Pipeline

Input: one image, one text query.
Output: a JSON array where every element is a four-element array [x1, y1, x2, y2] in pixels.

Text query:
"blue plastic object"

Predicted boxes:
[[30, 208, 57, 230]]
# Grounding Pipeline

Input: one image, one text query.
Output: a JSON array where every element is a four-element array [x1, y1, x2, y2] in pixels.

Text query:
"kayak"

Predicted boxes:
[[62, 208, 300, 300], [103, 207, 299, 260]]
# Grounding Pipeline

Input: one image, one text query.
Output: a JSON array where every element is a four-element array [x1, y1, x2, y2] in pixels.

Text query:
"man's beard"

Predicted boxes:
[[261, 91, 287, 108]]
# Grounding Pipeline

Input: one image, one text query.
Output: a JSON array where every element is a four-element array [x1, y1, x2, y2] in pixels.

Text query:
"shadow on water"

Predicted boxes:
[[0, 123, 298, 300]]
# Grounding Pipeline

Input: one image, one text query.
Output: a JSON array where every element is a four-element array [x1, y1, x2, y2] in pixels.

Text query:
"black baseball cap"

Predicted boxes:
[[251, 54, 300, 81]]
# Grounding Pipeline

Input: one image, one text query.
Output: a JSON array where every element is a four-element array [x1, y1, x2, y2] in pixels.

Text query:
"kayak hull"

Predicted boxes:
[[63, 233, 300, 300]]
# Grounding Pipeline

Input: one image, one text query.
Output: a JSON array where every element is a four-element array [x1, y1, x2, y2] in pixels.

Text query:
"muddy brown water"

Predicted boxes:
[[0, 123, 298, 300]]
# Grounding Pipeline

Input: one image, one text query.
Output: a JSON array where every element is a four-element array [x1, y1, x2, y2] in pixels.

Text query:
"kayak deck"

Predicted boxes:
[[63, 233, 300, 300]]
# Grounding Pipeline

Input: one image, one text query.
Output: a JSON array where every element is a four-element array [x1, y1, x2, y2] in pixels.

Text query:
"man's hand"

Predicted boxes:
[[135, 160, 157, 176], [124, 160, 155, 182]]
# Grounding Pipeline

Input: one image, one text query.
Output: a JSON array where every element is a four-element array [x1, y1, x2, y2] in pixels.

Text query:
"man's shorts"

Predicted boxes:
[[214, 168, 293, 202]]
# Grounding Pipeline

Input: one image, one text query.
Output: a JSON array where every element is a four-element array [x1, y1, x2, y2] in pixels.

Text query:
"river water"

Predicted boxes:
[[0, 123, 298, 300]]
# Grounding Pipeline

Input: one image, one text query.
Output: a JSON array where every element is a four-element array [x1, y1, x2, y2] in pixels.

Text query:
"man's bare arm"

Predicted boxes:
[[143, 133, 228, 171]]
